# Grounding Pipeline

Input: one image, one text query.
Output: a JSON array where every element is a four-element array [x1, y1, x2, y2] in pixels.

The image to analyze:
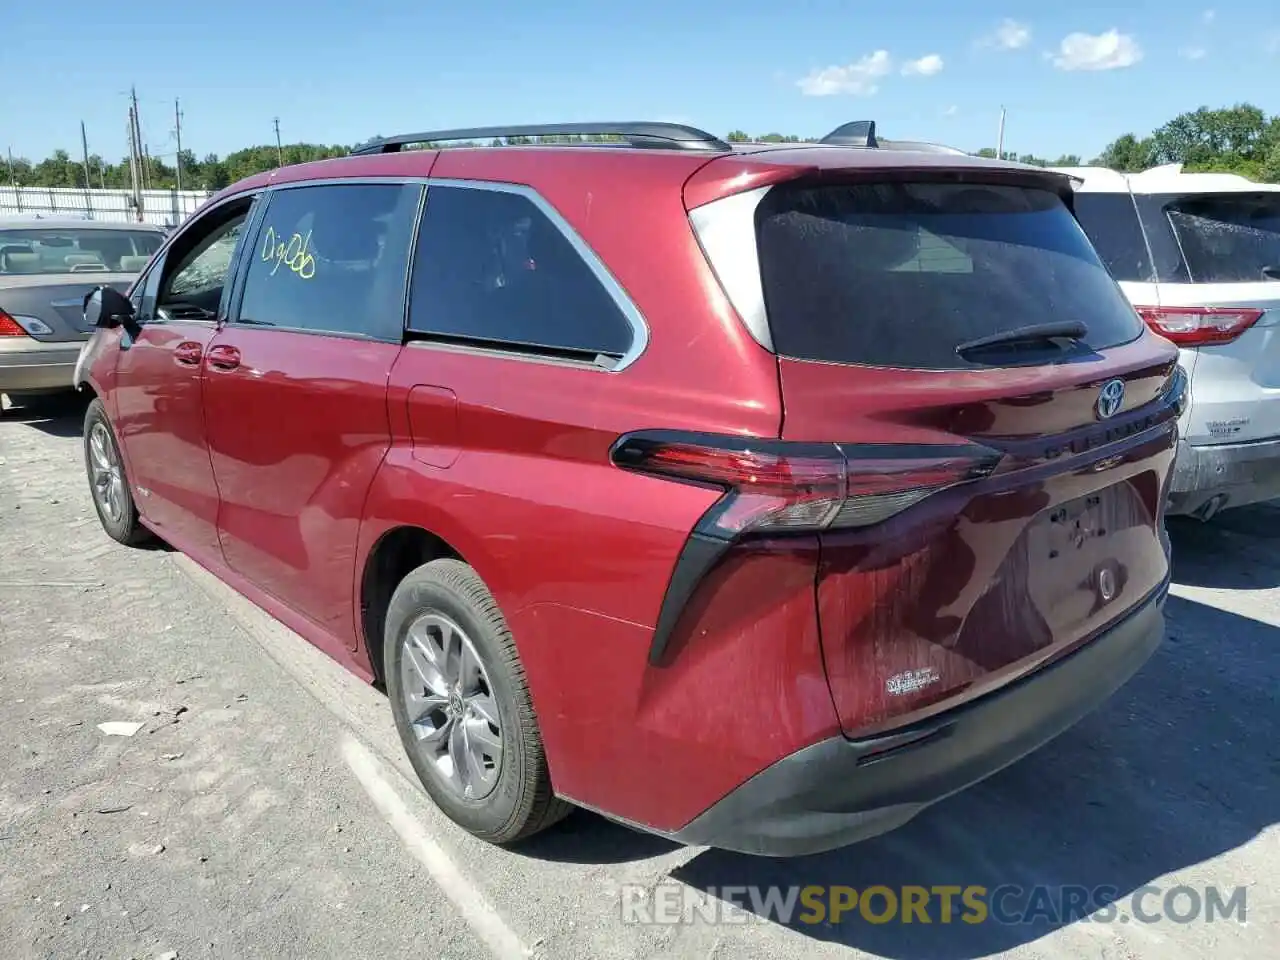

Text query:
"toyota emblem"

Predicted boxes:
[[1096, 379, 1126, 420]]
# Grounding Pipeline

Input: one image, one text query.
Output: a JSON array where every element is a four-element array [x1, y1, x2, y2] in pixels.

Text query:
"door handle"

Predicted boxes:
[[174, 341, 203, 366], [206, 344, 241, 371]]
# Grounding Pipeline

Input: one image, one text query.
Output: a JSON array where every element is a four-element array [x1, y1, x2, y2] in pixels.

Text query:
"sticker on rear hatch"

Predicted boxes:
[[885, 667, 941, 697]]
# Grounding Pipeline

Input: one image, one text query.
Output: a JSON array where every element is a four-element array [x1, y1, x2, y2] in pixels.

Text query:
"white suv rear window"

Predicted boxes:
[[1165, 193, 1280, 283]]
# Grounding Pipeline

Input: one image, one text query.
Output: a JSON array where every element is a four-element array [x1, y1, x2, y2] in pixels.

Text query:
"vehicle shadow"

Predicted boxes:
[[1168, 506, 1280, 588], [666, 593, 1276, 957], [1, 392, 89, 439], [511, 808, 681, 864]]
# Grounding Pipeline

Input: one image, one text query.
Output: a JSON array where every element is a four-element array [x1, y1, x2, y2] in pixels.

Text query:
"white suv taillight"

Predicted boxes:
[[1136, 305, 1264, 347]]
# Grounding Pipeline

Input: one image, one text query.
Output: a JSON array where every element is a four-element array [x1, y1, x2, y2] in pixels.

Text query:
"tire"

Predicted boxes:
[[83, 398, 152, 546], [384, 558, 570, 844]]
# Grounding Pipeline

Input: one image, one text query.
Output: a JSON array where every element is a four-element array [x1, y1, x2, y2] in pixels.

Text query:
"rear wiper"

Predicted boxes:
[[955, 320, 1089, 355]]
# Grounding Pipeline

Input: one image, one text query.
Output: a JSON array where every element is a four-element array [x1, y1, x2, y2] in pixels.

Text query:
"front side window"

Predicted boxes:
[[407, 185, 635, 360], [0, 228, 162, 275], [1163, 193, 1280, 283], [144, 199, 256, 322], [755, 181, 1145, 370], [236, 183, 421, 341], [161, 218, 246, 311]]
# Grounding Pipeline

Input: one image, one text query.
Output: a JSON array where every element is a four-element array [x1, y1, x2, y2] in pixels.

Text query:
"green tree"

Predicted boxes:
[[1095, 134, 1155, 172]]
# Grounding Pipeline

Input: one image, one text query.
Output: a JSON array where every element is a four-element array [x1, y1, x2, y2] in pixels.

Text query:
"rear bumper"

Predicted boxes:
[[0, 342, 81, 394], [669, 580, 1167, 857], [1167, 436, 1280, 516]]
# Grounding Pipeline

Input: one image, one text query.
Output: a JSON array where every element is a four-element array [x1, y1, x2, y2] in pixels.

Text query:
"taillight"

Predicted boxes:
[[613, 431, 999, 664], [1136, 306, 1264, 346], [612, 432, 997, 539], [0, 308, 29, 337]]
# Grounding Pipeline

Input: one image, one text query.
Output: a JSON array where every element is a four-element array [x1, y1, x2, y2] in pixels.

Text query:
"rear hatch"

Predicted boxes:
[[699, 172, 1183, 737], [1130, 190, 1280, 446]]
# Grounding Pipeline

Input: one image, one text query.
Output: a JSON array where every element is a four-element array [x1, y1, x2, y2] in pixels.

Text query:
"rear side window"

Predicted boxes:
[[236, 182, 421, 341], [1163, 193, 1280, 283], [1071, 191, 1154, 282], [407, 185, 635, 360], [755, 181, 1145, 370]]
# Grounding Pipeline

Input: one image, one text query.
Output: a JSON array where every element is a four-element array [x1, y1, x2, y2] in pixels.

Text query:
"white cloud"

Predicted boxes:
[[1051, 29, 1143, 71], [1202, 9, 1216, 23], [797, 50, 893, 96], [942, 105, 959, 116], [1179, 46, 1207, 60], [981, 19, 1031, 50], [902, 54, 944, 76]]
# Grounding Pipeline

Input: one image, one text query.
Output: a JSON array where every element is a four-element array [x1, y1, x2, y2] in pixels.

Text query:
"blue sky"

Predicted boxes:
[[3, 1, 1277, 165]]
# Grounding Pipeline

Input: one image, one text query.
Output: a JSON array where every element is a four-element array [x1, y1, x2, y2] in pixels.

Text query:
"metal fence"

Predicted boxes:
[[0, 186, 213, 227]]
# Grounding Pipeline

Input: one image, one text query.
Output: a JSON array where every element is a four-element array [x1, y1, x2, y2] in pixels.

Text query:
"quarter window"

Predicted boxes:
[[407, 185, 634, 360], [236, 183, 421, 341], [1070, 191, 1154, 282]]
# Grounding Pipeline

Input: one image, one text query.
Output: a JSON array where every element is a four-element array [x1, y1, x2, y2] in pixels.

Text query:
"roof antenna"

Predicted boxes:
[[819, 120, 877, 147]]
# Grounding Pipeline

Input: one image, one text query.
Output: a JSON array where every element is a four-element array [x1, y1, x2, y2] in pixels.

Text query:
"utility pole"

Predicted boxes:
[[996, 106, 1007, 160], [80, 122, 92, 188], [273, 117, 283, 167], [80, 121, 93, 217], [143, 143, 152, 190], [127, 107, 142, 220], [6, 147, 21, 212], [174, 97, 184, 192]]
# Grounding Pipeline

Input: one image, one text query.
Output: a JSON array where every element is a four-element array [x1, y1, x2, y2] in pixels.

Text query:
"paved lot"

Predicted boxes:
[[1, 393, 1276, 960]]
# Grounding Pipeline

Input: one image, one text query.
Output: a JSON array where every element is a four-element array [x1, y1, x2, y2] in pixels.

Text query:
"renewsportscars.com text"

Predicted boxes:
[[620, 883, 1248, 927]]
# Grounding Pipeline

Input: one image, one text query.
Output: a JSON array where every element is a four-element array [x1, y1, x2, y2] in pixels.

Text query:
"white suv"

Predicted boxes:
[[1058, 163, 1280, 521]]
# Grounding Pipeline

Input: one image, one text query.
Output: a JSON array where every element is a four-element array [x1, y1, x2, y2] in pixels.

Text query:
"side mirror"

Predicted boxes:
[[83, 285, 135, 329]]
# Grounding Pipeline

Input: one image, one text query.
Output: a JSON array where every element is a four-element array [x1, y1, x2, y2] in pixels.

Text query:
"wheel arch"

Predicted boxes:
[[357, 524, 469, 687]]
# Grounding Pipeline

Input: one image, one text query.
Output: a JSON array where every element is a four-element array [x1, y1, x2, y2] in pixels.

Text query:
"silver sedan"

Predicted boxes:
[[0, 217, 163, 408]]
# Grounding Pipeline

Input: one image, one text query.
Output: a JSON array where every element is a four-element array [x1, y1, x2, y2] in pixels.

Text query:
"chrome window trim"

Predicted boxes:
[[264, 174, 651, 371], [687, 184, 774, 353]]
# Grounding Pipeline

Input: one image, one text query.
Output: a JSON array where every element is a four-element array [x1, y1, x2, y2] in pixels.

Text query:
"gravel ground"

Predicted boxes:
[[0, 392, 1275, 960]]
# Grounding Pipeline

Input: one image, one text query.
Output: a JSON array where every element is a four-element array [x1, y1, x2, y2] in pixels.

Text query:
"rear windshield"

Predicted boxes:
[[0, 228, 162, 276], [1164, 193, 1280, 283], [755, 181, 1145, 369]]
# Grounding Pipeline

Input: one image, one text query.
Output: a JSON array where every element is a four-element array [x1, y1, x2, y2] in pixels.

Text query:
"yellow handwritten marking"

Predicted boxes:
[[260, 225, 316, 280]]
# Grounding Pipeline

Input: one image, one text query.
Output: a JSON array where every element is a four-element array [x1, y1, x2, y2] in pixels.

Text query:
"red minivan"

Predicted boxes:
[[76, 121, 1185, 856]]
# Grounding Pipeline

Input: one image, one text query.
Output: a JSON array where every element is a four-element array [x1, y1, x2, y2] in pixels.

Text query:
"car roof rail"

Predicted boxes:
[[350, 122, 733, 155], [818, 120, 878, 147]]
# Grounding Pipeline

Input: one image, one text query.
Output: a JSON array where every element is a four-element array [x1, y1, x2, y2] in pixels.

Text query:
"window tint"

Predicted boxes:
[[1071, 191, 1154, 282], [237, 183, 420, 340], [755, 181, 1144, 370], [407, 185, 634, 359], [1164, 193, 1280, 283]]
